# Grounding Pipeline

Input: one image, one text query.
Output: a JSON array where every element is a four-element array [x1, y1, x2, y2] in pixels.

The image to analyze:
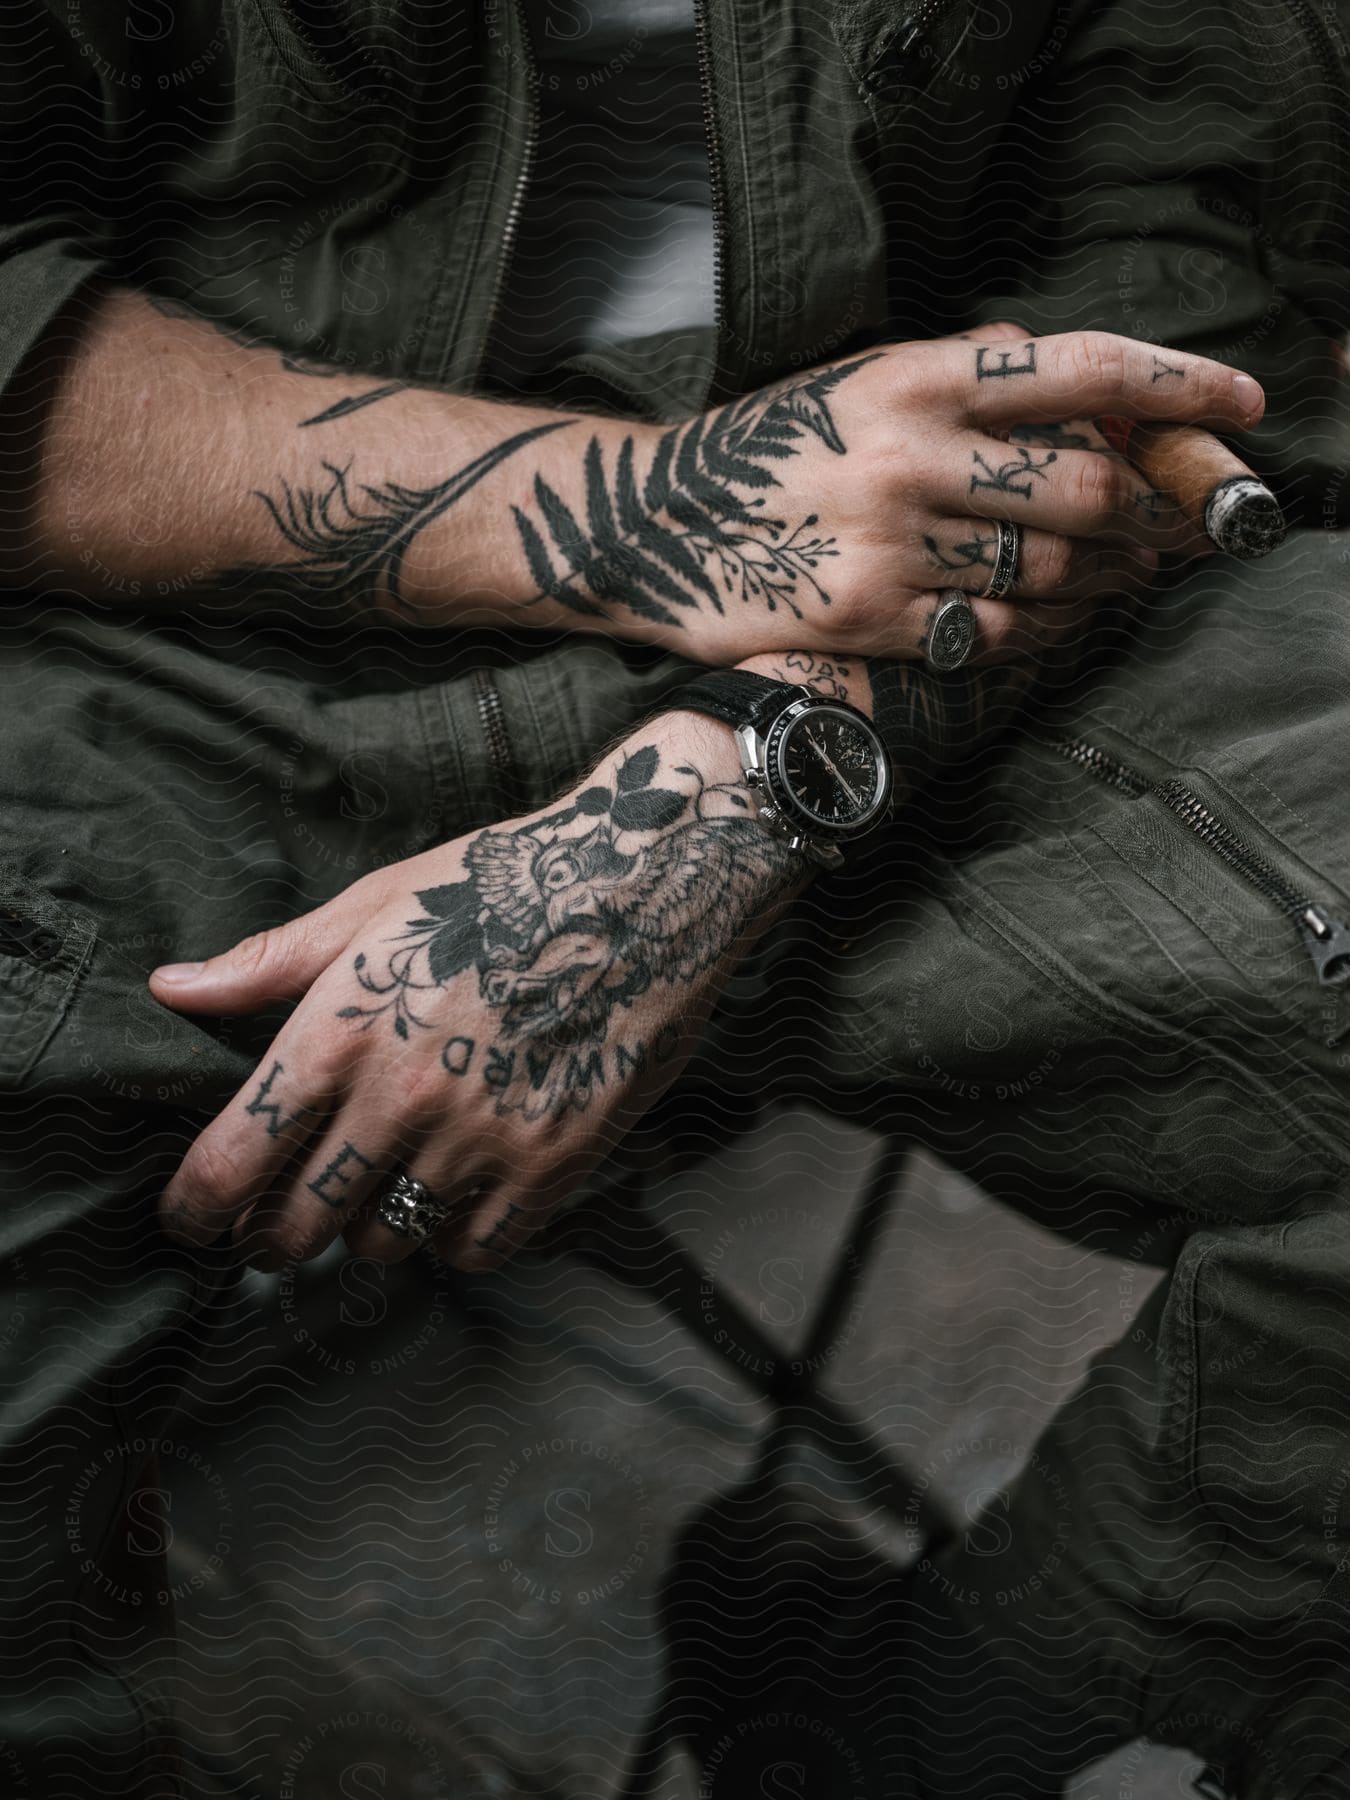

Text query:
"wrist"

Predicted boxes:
[[543, 714, 809, 917], [415, 411, 704, 642], [646, 662, 892, 871], [609, 706, 746, 791], [734, 650, 874, 717]]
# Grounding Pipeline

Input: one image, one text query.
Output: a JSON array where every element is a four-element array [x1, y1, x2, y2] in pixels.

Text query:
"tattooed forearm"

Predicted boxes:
[[220, 423, 569, 615], [512, 355, 882, 630], [970, 445, 1057, 501], [299, 383, 412, 428], [118, 296, 878, 637], [337, 745, 800, 1120], [975, 342, 1037, 380]]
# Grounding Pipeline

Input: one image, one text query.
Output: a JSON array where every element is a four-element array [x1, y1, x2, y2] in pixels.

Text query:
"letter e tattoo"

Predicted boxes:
[[307, 1141, 375, 1210], [975, 343, 1037, 380]]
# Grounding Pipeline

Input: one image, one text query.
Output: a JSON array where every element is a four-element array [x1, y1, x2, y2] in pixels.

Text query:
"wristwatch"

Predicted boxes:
[[668, 671, 892, 869]]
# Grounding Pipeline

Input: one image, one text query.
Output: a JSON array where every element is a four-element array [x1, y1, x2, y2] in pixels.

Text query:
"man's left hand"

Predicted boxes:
[[151, 715, 804, 1271]]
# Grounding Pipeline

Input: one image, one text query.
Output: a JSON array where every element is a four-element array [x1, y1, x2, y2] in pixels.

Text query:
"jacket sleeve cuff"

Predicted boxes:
[[0, 223, 107, 402]]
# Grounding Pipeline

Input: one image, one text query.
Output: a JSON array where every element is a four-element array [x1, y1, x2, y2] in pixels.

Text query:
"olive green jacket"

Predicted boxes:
[[5, 1, 1346, 456], [3, 0, 1350, 1205]]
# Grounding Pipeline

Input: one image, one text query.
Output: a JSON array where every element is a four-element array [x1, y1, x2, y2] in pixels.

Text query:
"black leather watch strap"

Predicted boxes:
[[663, 670, 798, 730]]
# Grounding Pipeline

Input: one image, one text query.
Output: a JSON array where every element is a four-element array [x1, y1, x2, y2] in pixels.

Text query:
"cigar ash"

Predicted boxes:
[[1204, 475, 1288, 560]]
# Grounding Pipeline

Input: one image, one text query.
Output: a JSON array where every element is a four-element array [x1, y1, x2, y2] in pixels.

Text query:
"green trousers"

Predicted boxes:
[[4, 529, 1350, 1795]]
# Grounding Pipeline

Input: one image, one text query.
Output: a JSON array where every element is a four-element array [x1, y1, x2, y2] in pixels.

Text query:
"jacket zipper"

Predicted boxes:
[[863, 0, 960, 97], [472, 668, 520, 813], [690, 0, 953, 404], [1191, 1769, 1229, 1800], [692, 0, 727, 406], [479, 0, 541, 364], [1285, 0, 1342, 70], [1280, 0, 1350, 262], [894, 0, 957, 60], [1054, 736, 1350, 987], [265, 3, 388, 103]]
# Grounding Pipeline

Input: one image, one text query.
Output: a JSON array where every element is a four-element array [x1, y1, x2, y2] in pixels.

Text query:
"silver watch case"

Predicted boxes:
[[734, 688, 892, 869]]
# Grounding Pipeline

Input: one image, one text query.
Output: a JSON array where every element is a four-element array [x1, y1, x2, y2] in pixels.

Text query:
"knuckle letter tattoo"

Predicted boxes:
[[974, 342, 1037, 380], [307, 1141, 375, 1210], [969, 446, 1057, 501]]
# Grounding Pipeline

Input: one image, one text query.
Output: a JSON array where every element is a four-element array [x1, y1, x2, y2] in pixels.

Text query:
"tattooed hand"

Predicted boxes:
[[45, 295, 1251, 668], [150, 716, 806, 1271], [496, 322, 1259, 665]]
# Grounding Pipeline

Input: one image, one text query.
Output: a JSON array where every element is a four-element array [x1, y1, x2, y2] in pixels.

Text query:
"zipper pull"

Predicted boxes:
[[1297, 906, 1350, 985], [863, 1, 954, 98]]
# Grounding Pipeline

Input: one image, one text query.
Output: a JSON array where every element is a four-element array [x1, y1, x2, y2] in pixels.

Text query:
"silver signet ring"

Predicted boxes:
[[924, 590, 978, 672]]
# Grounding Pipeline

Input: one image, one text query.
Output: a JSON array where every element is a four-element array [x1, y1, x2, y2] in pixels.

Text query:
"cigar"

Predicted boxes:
[[1096, 416, 1287, 559]]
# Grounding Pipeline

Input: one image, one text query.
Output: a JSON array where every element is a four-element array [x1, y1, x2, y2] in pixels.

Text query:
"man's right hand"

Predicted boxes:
[[525, 322, 1261, 667], [7, 292, 1260, 672]]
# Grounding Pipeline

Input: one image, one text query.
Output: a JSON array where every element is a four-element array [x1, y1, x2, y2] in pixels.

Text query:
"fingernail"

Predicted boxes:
[[152, 961, 204, 984], [1232, 374, 1263, 420]]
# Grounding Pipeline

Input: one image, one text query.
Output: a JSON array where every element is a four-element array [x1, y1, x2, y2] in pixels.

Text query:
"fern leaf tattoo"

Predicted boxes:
[[513, 354, 881, 626]]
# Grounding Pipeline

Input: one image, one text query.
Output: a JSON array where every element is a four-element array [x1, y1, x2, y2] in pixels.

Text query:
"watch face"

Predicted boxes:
[[771, 702, 889, 836]]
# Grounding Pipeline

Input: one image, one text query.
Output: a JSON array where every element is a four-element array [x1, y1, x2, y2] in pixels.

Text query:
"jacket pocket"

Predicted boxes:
[[200, 3, 437, 372], [227, 1, 410, 200], [245, 0, 395, 107], [939, 814, 1344, 1223], [0, 865, 96, 1090], [1149, 1213, 1350, 1797]]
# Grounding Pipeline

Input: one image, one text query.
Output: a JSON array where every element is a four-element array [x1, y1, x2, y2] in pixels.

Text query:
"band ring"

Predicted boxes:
[[375, 1172, 452, 1244], [979, 519, 1022, 600], [924, 590, 978, 672]]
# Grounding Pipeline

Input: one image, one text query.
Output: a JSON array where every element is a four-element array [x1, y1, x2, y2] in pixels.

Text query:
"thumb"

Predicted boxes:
[[149, 896, 357, 1014]]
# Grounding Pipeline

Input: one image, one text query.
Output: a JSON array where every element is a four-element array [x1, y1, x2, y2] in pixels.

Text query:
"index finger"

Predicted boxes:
[[961, 331, 1264, 434]]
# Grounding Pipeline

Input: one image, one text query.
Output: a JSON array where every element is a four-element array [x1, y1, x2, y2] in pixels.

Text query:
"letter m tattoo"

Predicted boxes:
[[975, 343, 1037, 379]]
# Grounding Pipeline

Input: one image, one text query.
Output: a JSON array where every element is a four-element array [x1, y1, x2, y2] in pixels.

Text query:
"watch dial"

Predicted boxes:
[[779, 710, 882, 828]]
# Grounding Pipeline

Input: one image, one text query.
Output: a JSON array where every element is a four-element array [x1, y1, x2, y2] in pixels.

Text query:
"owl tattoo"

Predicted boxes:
[[466, 811, 790, 1056], [341, 747, 797, 1118]]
